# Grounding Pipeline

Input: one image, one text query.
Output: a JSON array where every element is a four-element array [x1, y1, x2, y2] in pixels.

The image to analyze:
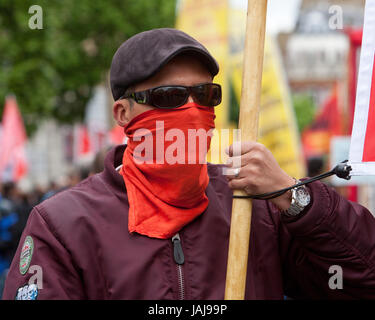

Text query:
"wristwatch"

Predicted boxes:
[[285, 181, 311, 217]]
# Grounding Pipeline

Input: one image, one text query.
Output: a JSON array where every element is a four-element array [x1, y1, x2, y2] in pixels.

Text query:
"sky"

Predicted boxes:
[[267, 0, 302, 34], [230, 0, 302, 34]]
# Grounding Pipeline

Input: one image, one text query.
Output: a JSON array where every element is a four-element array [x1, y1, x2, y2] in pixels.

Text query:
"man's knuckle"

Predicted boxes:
[[251, 153, 263, 164], [257, 143, 267, 152], [245, 177, 255, 188], [243, 165, 254, 176]]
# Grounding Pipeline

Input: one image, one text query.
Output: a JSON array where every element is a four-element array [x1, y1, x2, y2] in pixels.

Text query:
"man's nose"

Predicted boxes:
[[187, 95, 194, 103]]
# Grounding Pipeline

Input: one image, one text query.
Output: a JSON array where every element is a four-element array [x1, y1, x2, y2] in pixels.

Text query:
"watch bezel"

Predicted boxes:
[[286, 183, 311, 216], [294, 186, 311, 207]]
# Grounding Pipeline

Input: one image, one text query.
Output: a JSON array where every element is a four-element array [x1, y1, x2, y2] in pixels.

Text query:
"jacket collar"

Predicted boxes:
[[101, 144, 127, 199], [101, 143, 224, 199]]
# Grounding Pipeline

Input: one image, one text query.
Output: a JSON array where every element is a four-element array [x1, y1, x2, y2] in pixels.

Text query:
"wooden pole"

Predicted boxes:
[[224, 0, 268, 300]]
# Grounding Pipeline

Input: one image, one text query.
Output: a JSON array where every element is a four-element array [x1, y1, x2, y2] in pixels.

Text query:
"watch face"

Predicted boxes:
[[296, 187, 311, 207]]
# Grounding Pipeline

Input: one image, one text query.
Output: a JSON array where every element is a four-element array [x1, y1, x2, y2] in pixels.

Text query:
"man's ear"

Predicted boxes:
[[113, 99, 131, 127]]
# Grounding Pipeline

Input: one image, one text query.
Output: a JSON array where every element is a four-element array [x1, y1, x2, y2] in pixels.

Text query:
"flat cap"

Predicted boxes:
[[110, 28, 219, 101]]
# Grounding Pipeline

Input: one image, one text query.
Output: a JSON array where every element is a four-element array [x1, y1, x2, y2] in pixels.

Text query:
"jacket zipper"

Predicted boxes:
[[172, 233, 185, 300]]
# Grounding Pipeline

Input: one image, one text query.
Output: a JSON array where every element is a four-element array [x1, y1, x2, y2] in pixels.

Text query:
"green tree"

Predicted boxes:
[[0, 0, 177, 135], [292, 93, 316, 133]]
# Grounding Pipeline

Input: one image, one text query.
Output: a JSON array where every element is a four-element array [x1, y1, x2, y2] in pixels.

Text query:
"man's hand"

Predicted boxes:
[[225, 141, 295, 211]]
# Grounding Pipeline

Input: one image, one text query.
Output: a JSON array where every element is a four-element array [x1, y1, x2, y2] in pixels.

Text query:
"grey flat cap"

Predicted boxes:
[[110, 28, 219, 101]]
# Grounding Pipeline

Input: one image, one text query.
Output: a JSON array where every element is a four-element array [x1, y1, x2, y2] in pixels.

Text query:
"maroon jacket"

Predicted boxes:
[[3, 145, 375, 299]]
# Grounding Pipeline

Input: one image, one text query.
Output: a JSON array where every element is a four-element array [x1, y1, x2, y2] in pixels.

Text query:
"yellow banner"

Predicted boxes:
[[260, 38, 306, 178], [176, 1, 306, 178], [176, 0, 233, 164], [229, 7, 305, 179], [176, 0, 229, 130]]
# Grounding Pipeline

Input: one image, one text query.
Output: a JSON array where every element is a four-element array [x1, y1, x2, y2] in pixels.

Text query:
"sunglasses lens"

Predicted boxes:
[[149, 84, 222, 109], [152, 87, 188, 108], [193, 84, 222, 107]]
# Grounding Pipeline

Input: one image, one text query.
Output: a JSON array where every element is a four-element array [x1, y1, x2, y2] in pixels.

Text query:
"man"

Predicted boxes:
[[3, 28, 375, 300]]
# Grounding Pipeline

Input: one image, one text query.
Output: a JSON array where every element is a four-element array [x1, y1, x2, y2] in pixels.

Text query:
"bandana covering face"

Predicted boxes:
[[120, 102, 216, 239]]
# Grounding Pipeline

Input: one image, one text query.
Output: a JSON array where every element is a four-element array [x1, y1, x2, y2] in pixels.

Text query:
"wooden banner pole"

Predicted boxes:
[[224, 0, 268, 300]]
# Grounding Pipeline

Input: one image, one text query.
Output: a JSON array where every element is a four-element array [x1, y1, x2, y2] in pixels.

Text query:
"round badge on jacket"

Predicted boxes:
[[19, 236, 34, 275]]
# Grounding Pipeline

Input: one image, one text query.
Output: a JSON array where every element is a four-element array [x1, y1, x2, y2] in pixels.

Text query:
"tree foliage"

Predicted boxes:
[[0, 0, 177, 135], [292, 93, 316, 133]]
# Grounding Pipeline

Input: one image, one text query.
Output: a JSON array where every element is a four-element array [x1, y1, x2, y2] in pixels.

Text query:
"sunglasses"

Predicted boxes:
[[121, 83, 222, 109]]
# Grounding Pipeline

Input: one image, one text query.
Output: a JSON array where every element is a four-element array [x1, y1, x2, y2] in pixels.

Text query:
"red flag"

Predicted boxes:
[[0, 96, 28, 181], [302, 85, 342, 158], [79, 126, 91, 156], [73, 125, 92, 162], [109, 125, 126, 145], [361, 52, 375, 162], [349, 0, 375, 176]]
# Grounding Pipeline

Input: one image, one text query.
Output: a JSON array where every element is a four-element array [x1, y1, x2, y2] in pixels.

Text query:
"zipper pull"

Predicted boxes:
[[171, 233, 185, 265]]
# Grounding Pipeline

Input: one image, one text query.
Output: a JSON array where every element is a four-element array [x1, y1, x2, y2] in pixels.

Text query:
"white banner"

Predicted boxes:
[[349, 0, 375, 175]]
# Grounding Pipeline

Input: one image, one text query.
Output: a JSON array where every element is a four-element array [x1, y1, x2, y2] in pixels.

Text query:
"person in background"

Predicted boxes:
[[0, 182, 32, 298], [90, 146, 114, 176]]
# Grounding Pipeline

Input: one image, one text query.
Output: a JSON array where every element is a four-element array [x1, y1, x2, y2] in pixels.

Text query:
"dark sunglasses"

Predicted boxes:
[[121, 83, 222, 109]]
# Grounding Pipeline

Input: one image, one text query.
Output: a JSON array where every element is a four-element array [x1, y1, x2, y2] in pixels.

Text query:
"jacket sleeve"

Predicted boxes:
[[278, 181, 375, 299], [2, 206, 85, 300]]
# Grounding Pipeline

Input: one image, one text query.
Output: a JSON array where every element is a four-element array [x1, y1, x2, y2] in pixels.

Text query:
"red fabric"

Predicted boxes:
[[109, 125, 126, 145], [345, 28, 363, 46], [344, 28, 362, 133], [362, 52, 375, 162], [120, 103, 216, 239], [302, 85, 342, 157], [0, 96, 28, 181], [80, 126, 91, 155]]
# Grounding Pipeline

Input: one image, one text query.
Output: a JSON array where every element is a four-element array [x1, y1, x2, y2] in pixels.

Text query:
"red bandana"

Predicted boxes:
[[120, 102, 215, 239]]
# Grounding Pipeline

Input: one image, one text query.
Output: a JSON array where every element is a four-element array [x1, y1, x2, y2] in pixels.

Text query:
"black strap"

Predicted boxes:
[[233, 161, 352, 200]]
